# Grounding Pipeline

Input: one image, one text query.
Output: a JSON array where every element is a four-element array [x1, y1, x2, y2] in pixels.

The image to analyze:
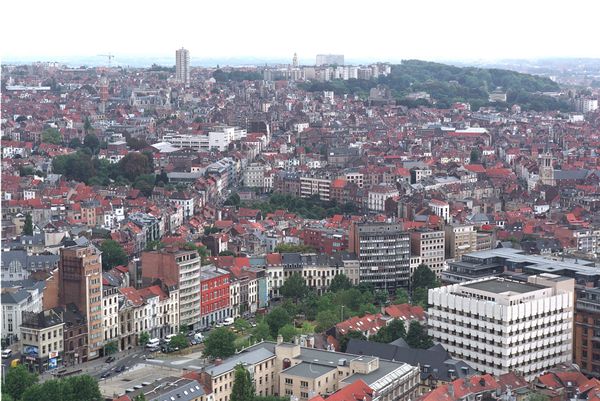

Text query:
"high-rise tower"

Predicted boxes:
[[292, 52, 298, 68], [176, 47, 190, 87], [539, 151, 555, 186]]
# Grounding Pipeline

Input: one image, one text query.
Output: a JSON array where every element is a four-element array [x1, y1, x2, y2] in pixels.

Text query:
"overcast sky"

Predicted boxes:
[[3, 0, 599, 64]]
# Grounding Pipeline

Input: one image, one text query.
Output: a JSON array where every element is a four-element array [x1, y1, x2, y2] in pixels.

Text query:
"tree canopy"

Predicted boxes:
[[266, 307, 292, 338], [100, 239, 128, 271], [279, 273, 308, 303], [21, 374, 101, 401], [3, 365, 38, 401], [119, 152, 154, 182], [412, 264, 438, 289], [406, 320, 433, 349], [41, 128, 62, 144], [23, 213, 33, 236], [231, 364, 255, 401], [328, 273, 352, 293], [204, 327, 237, 359]]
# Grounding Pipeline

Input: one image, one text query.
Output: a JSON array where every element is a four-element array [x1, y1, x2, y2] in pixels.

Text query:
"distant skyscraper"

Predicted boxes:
[[292, 52, 298, 68], [176, 47, 190, 87], [316, 54, 344, 66]]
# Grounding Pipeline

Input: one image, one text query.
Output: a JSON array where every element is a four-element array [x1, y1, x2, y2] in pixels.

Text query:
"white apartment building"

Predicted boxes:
[[410, 230, 445, 278], [574, 97, 599, 113], [244, 163, 267, 188], [229, 280, 241, 319], [429, 199, 450, 223], [102, 286, 120, 344], [428, 275, 574, 381], [1, 282, 44, 344], [175, 47, 190, 87], [368, 185, 399, 212], [300, 176, 331, 201]]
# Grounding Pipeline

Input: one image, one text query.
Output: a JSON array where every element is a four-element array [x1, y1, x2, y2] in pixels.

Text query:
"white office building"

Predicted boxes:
[[176, 47, 190, 87], [428, 274, 574, 381]]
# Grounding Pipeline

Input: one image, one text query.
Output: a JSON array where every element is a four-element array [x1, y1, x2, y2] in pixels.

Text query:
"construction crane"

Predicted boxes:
[[97, 54, 115, 67]]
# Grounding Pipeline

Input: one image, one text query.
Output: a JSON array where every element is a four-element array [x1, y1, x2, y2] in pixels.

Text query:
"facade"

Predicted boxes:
[[243, 163, 267, 188], [141, 248, 201, 330], [444, 224, 478, 260], [350, 222, 411, 292], [428, 275, 575, 381], [428, 199, 450, 223], [410, 230, 446, 278], [176, 47, 190, 87], [368, 185, 400, 212], [574, 287, 600, 378], [20, 309, 65, 373], [59, 245, 103, 359], [1, 280, 44, 344], [300, 176, 331, 201], [200, 265, 231, 327], [102, 285, 120, 348]]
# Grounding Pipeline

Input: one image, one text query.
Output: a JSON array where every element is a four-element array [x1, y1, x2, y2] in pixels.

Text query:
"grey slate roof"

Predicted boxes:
[[282, 362, 336, 378], [345, 339, 476, 382], [205, 347, 275, 377]]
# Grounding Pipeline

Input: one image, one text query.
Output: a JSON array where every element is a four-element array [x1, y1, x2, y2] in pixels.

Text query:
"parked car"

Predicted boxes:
[[223, 317, 234, 326], [115, 365, 127, 373], [101, 371, 111, 379], [2, 349, 12, 359], [105, 356, 115, 363]]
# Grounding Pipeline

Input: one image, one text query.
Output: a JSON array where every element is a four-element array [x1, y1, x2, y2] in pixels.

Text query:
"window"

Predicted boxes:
[[285, 378, 293, 385]]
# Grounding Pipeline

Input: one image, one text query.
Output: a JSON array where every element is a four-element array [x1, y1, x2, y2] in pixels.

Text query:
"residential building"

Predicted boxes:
[[428, 275, 575, 381], [428, 199, 450, 223], [316, 54, 344, 66], [54, 303, 88, 366], [368, 185, 400, 212], [20, 309, 64, 373], [59, 245, 104, 359], [1, 280, 45, 345], [300, 176, 331, 201], [200, 265, 231, 327], [574, 287, 600, 378], [410, 230, 445, 278], [444, 224, 478, 260], [350, 222, 411, 292], [141, 247, 201, 330], [176, 47, 190, 87]]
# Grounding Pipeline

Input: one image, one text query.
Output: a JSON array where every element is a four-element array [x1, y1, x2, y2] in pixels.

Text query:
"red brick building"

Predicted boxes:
[[200, 265, 231, 327], [300, 227, 348, 255]]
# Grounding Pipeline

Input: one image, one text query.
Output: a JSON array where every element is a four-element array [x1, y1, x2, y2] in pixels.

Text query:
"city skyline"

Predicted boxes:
[[3, 0, 600, 62]]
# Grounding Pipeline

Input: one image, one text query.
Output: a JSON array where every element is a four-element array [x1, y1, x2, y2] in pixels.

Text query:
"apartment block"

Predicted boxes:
[[410, 230, 445, 278]]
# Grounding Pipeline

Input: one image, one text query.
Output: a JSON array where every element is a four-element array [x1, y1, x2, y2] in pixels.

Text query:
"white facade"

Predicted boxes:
[[176, 47, 190, 87], [429, 199, 450, 223], [368, 185, 399, 212], [1, 286, 44, 342], [102, 288, 120, 344], [244, 163, 267, 188], [428, 275, 574, 381], [178, 253, 201, 328]]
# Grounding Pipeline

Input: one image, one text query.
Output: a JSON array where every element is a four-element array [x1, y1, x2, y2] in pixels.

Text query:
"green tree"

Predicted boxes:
[[23, 213, 34, 236], [315, 309, 339, 332], [470, 149, 480, 163], [374, 290, 388, 306], [278, 324, 298, 342], [133, 174, 156, 197], [224, 193, 241, 206], [234, 318, 251, 334], [372, 319, 406, 343], [3, 364, 38, 401], [328, 273, 352, 293], [412, 264, 438, 289], [119, 152, 153, 181], [204, 327, 236, 359], [395, 288, 409, 304], [83, 133, 100, 154], [68, 138, 81, 149], [83, 116, 92, 134], [219, 250, 236, 256], [133, 394, 147, 401], [19, 166, 35, 176], [526, 393, 550, 401], [405, 321, 433, 349], [169, 334, 188, 350], [231, 364, 254, 401], [339, 330, 367, 352], [266, 307, 291, 338], [138, 331, 150, 346], [412, 287, 429, 308], [63, 375, 103, 401], [252, 321, 271, 341], [22, 379, 63, 401], [41, 127, 62, 144], [279, 274, 308, 303], [273, 243, 315, 253], [100, 239, 128, 270], [104, 341, 118, 355]]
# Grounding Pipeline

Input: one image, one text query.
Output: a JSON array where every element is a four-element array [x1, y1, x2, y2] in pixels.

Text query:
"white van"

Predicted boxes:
[[223, 317, 234, 326], [146, 338, 160, 349], [1, 349, 12, 359], [194, 333, 204, 343], [164, 334, 177, 343]]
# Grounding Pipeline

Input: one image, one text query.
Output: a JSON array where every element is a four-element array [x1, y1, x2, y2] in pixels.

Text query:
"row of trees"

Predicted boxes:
[[2, 365, 102, 401], [241, 193, 358, 220]]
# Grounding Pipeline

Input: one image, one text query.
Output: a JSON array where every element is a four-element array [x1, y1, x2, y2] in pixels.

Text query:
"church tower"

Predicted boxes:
[[539, 151, 555, 186], [292, 53, 298, 68]]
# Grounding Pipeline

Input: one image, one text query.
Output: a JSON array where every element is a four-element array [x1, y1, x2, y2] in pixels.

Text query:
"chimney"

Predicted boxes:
[[215, 358, 223, 366], [448, 383, 454, 399]]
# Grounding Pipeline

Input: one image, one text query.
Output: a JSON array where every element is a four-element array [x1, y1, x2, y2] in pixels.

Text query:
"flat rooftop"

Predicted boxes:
[[462, 278, 543, 294]]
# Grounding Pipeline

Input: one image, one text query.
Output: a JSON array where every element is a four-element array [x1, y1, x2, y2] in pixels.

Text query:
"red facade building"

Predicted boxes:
[[200, 265, 231, 327]]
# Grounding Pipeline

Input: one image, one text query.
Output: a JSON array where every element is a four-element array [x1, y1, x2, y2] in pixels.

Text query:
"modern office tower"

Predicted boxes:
[[428, 274, 574, 381], [59, 245, 104, 359], [176, 47, 190, 87], [350, 222, 410, 292]]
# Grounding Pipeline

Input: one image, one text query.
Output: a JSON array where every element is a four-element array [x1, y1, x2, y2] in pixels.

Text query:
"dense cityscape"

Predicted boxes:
[[2, 19, 600, 401]]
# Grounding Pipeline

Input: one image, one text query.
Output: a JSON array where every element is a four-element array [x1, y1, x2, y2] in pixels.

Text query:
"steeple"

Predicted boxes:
[[292, 52, 298, 68]]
